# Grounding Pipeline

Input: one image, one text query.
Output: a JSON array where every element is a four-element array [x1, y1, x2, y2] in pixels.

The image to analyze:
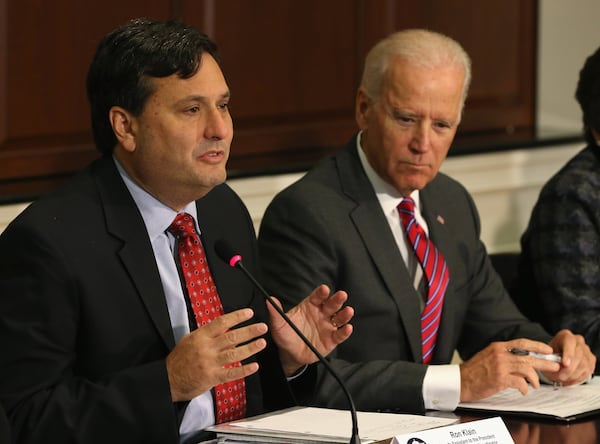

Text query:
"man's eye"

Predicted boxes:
[[395, 115, 414, 123], [217, 102, 230, 111], [187, 106, 200, 113]]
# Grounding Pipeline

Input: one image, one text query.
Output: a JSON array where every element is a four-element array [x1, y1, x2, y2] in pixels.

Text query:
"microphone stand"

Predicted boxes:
[[215, 241, 361, 444]]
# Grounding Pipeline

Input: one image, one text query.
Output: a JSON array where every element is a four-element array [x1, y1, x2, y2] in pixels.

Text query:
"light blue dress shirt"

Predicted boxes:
[[114, 158, 214, 441]]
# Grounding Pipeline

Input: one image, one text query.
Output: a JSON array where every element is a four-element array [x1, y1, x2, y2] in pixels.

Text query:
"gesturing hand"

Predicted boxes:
[[165, 308, 268, 402], [267, 284, 354, 376]]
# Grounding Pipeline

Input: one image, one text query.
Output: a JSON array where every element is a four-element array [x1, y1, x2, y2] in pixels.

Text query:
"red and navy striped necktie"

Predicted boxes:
[[398, 198, 449, 364]]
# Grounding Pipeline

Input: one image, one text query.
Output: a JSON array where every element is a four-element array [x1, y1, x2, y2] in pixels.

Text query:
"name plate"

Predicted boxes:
[[391, 417, 514, 444]]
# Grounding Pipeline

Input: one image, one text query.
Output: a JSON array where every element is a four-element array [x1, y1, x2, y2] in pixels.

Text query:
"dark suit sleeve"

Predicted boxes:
[[0, 403, 10, 444], [258, 183, 428, 413], [0, 219, 179, 443], [432, 181, 552, 361]]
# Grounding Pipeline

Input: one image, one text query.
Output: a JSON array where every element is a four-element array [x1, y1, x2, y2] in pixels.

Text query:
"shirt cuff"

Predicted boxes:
[[423, 364, 461, 411]]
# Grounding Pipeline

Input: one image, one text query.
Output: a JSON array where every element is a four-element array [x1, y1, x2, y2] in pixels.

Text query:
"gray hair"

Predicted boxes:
[[361, 29, 472, 109]]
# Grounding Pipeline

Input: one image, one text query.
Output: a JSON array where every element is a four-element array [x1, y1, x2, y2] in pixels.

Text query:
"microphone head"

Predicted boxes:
[[214, 239, 243, 268]]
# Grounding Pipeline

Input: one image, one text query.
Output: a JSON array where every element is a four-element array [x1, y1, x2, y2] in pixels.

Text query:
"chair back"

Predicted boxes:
[[489, 252, 539, 323]]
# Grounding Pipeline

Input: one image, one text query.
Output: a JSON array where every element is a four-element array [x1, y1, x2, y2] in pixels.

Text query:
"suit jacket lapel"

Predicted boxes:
[[192, 185, 252, 315], [336, 143, 423, 361], [92, 157, 176, 350]]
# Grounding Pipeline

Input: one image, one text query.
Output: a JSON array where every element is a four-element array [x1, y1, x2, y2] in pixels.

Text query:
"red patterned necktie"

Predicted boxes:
[[168, 213, 246, 423], [397, 198, 449, 364]]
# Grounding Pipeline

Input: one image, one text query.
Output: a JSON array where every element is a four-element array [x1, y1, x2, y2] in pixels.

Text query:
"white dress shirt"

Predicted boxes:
[[355, 134, 460, 411]]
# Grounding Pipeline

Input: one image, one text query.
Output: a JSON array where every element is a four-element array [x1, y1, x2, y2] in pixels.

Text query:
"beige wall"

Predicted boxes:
[[0, 203, 29, 234], [536, 0, 600, 130]]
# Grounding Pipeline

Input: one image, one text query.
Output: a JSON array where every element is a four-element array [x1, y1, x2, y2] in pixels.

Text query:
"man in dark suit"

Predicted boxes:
[[258, 29, 595, 413], [0, 19, 353, 443]]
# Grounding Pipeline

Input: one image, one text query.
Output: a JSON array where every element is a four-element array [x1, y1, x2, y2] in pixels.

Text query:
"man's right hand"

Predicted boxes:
[[459, 339, 561, 402], [165, 308, 268, 402]]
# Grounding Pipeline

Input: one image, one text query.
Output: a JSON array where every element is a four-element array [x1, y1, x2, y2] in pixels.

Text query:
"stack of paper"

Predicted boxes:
[[458, 377, 600, 421], [206, 406, 457, 443]]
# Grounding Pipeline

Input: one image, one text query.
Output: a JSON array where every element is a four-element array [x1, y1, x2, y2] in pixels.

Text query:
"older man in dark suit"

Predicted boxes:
[[0, 18, 353, 444], [258, 29, 595, 414]]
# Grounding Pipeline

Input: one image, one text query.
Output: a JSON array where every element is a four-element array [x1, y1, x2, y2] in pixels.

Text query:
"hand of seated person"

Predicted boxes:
[[543, 329, 595, 386], [166, 308, 268, 402], [459, 339, 561, 402], [267, 284, 354, 376], [459, 332, 595, 402]]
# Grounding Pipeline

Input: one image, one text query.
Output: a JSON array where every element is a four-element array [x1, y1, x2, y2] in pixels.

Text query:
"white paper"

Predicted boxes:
[[458, 377, 600, 419], [208, 406, 457, 443]]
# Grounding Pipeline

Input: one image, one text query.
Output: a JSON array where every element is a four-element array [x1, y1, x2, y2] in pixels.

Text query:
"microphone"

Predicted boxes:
[[214, 240, 360, 444]]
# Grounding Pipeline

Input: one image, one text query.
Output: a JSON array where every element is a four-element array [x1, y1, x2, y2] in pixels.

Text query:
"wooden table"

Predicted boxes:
[[459, 413, 600, 443]]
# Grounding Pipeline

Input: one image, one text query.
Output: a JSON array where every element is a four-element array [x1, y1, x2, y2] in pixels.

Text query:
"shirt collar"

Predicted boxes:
[[113, 156, 198, 240], [355, 132, 421, 216]]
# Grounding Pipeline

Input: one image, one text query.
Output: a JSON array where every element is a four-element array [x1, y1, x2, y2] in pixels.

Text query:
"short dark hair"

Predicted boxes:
[[575, 46, 600, 146], [86, 18, 219, 155]]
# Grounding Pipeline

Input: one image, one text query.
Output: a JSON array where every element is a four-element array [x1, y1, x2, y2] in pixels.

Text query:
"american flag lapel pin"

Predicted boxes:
[[436, 214, 445, 225]]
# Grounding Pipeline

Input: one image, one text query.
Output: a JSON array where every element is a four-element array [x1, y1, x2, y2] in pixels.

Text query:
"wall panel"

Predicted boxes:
[[0, 0, 172, 199], [0, 0, 538, 200], [181, 0, 361, 172], [374, 0, 536, 133]]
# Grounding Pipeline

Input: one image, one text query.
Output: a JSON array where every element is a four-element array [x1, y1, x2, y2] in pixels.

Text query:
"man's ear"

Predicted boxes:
[[109, 106, 137, 153], [355, 87, 372, 130]]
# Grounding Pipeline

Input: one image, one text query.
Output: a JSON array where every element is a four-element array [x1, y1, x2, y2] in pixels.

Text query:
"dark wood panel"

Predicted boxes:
[[181, 0, 360, 161], [387, 0, 537, 133], [182, 0, 536, 169], [0, 0, 538, 200], [0, 0, 173, 187]]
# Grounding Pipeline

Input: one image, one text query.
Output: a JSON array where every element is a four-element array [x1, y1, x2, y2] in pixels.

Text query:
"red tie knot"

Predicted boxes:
[[169, 213, 197, 238], [398, 197, 416, 213], [397, 197, 417, 228]]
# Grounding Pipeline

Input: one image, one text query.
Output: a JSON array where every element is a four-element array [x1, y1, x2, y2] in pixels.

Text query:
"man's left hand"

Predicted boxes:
[[543, 329, 596, 385], [267, 284, 354, 376]]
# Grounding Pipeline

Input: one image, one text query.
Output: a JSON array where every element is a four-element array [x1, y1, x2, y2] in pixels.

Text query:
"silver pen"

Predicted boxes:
[[509, 347, 562, 363]]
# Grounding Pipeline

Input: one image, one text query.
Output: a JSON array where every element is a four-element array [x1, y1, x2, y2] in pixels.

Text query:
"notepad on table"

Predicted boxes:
[[457, 377, 600, 422], [206, 406, 457, 443]]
